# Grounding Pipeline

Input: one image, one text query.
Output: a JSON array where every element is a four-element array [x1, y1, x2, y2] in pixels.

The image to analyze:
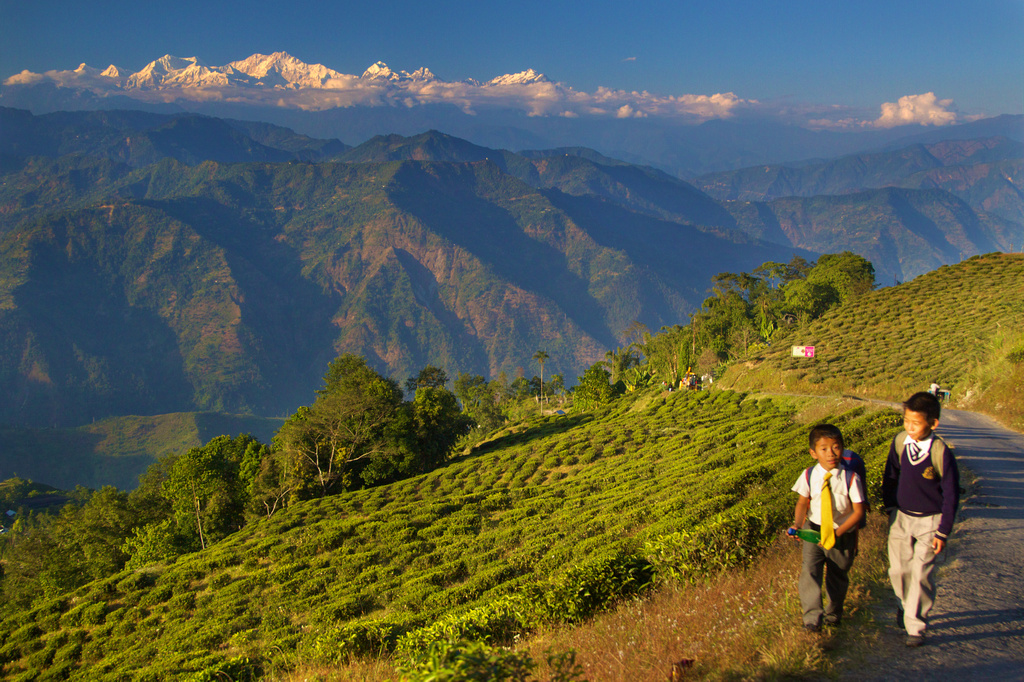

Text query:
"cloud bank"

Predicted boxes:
[[2, 53, 960, 129]]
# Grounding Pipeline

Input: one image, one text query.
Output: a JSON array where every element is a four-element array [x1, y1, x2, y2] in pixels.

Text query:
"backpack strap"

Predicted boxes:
[[930, 436, 948, 478]]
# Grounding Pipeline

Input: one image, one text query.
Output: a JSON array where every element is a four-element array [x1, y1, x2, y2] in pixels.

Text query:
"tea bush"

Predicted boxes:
[[0, 388, 904, 679]]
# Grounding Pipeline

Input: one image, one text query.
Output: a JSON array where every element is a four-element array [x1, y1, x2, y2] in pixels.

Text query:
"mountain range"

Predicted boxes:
[[5, 51, 1023, 176], [1, 106, 1021, 432]]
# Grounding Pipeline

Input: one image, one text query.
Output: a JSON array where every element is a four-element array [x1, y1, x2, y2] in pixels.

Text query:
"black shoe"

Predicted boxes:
[[824, 613, 841, 626], [905, 635, 925, 647], [896, 608, 904, 629], [804, 623, 821, 633]]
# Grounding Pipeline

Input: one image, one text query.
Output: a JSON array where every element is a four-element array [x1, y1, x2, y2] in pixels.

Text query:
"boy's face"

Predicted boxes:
[[809, 436, 843, 470], [903, 409, 938, 441]]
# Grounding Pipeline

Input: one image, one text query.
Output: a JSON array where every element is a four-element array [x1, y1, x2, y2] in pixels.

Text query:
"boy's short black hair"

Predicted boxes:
[[904, 391, 941, 422], [809, 423, 845, 450]]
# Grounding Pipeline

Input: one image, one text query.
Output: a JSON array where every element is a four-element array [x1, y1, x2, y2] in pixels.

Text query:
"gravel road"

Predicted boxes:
[[840, 408, 1024, 681]]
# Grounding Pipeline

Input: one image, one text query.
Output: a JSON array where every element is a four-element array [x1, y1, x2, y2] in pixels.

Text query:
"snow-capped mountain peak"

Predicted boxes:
[[361, 62, 437, 83], [486, 69, 549, 86], [227, 52, 343, 88], [361, 61, 400, 81], [127, 55, 204, 89], [407, 67, 436, 82]]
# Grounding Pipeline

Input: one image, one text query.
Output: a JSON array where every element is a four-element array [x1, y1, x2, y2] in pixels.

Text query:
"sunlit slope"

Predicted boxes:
[[0, 390, 900, 679], [720, 252, 1024, 426]]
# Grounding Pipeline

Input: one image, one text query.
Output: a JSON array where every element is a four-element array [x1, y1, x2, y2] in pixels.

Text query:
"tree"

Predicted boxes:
[[2, 486, 138, 605], [547, 373, 565, 401], [405, 365, 450, 394], [602, 347, 639, 385], [806, 251, 876, 303], [641, 326, 689, 386], [454, 372, 506, 432], [276, 354, 405, 497], [782, 252, 876, 323], [161, 434, 265, 551], [533, 350, 550, 403], [509, 376, 532, 401], [573, 363, 617, 411], [410, 387, 472, 471]]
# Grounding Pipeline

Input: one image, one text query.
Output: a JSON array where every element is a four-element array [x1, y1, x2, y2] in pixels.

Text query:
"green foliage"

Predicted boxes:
[[572, 363, 617, 411], [722, 253, 1024, 429], [398, 639, 587, 682], [274, 354, 407, 497], [397, 640, 531, 682], [188, 655, 263, 682], [537, 552, 654, 624], [0, 388, 903, 680], [305, 617, 412, 663]]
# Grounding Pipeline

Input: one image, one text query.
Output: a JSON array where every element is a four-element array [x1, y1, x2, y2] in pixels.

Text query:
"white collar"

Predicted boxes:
[[905, 435, 934, 465], [814, 463, 842, 478]]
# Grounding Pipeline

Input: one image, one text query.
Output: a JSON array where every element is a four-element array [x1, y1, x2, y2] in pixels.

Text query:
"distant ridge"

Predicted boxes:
[[4, 51, 1021, 176]]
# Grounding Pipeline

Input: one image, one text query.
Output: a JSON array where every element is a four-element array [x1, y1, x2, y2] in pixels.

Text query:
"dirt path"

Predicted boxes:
[[839, 408, 1024, 680]]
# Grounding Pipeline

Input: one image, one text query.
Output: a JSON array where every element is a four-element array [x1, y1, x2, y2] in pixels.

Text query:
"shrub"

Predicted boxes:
[[397, 640, 586, 682], [188, 655, 263, 682], [80, 602, 108, 626], [396, 596, 527, 655], [536, 552, 654, 624], [304, 616, 414, 663]]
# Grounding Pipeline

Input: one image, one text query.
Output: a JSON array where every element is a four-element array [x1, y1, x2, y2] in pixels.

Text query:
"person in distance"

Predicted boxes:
[[789, 423, 866, 632]]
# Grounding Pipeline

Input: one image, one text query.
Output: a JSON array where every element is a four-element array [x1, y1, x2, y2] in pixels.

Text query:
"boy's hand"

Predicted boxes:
[[932, 537, 945, 553], [787, 526, 799, 540]]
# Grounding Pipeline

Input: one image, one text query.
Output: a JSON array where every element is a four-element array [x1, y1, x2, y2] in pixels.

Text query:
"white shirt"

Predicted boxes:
[[791, 464, 865, 528]]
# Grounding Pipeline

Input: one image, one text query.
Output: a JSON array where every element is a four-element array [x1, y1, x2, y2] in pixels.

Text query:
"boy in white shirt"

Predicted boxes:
[[789, 424, 866, 631]]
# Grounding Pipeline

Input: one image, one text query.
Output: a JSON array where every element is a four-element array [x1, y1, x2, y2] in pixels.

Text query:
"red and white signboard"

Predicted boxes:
[[792, 345, 816, 358]]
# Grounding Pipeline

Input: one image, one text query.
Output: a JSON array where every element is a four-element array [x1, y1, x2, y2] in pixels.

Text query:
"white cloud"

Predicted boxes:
[[0, 54, 758, 122], [616, 104, 645, 118], [874, 92, 957, 128], [4, 70, 45, 85]]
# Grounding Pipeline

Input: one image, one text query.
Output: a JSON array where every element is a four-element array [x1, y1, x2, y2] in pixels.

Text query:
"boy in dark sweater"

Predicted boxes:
[[882, 392, 960, 647]]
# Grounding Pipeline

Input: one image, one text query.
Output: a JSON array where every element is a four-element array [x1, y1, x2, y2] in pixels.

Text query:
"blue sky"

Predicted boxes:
[[2, 0, 1022, 122]]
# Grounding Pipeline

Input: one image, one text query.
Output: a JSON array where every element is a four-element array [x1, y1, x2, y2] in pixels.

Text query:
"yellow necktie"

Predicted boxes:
[[820, 471, 835, 550]]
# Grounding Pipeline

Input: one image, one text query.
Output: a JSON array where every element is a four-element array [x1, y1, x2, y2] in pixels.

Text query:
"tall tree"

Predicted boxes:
[[533, 350, 550, 403]]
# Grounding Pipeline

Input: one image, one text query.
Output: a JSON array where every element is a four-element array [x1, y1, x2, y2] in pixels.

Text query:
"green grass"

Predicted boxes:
[[0, 389, 902, 680]]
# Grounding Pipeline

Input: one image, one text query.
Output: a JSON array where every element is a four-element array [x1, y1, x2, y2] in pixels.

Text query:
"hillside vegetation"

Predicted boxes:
[[0, 389, 901, 680], [720, 252, 1024, 429]]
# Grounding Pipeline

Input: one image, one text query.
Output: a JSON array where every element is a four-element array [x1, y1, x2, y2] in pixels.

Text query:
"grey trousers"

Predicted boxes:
[[888, 510, 941, 637], [799, 525, 856, 626]]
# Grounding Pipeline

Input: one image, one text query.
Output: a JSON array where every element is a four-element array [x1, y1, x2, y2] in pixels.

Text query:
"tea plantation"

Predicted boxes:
[[721, 252, 1024, 428], [0, 389, 900, 680]]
